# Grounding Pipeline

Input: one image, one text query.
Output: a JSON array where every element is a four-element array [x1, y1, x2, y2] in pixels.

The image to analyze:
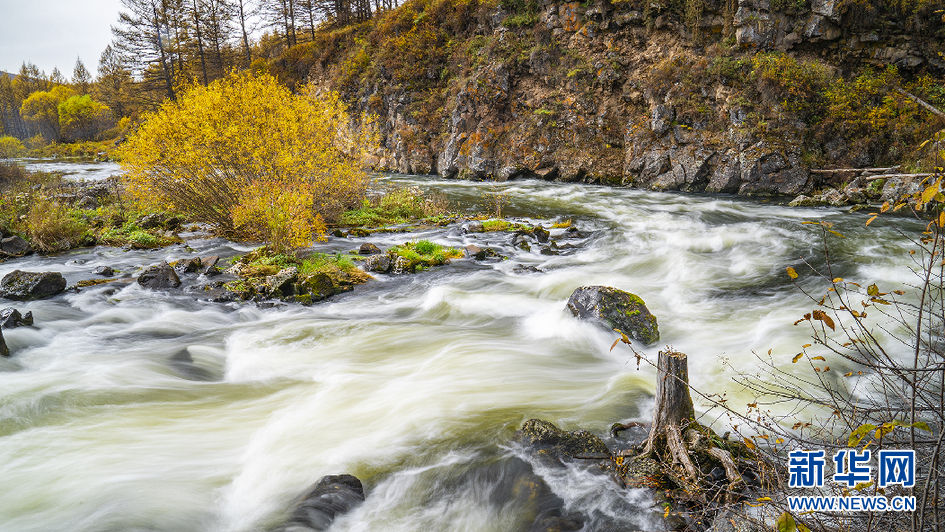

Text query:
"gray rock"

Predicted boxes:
[[0, 236, 32, 257], [282, 474, 365, 531], [0, 271, 67, 301], [137, 263, 182, 290], [0, 327, 7, 357], [566, 286, 659, 345], [94, 266, 116, 277], [358, 243, 381, 255], [363, 254, 392, 273], [520, 419, 610, 459], [391, 255, 413, 274], [462, 221, 484, 233], [174, 258, 202, 274], [650, 104, 674, 136], [201, 256, 221, 275], [0, 308, 33, 328], [266, 267, 299, 297]]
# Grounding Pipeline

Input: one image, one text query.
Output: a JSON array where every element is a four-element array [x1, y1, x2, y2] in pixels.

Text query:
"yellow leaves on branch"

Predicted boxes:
[[119, 71, 378, 250]]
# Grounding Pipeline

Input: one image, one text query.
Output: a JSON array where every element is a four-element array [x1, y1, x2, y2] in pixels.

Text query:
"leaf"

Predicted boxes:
[[610, 338, 620, 352], [663, 506, 670, 518], [786, 267, 798, 279], [777, 512, 797, 532], [866, 215, 877, 226], [812, 310, 835, 330], [811, 356, 825, 361], [867, 284, 879, 296], [849, 424, 877, 447], [743, 437, 756, 450], [757, 497, 772, 502], [912, 421, 932, 432], [792, 353, 803, 363], [832, 277, 844, 283], [940, 211, 945, 228], [922, 184, 939, 204]]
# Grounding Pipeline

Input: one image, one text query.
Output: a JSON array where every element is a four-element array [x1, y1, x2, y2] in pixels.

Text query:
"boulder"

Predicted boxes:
[[566, 286, 659, 345], [0, 308, 33, 328], [0, 271, 67, 301], [0, 236, 32, 257], [358, 243, 381, 255], [174, 258, 203, 274], [266, 267, 299, 297], [137, 262, 182, 290], [283, 474, 365, 531], [520, 419, 610, 460], [94, 266, 116, 277], [0, 327, 7, 357], [201, 255, 221, 276], [363, 254, 392, 274]]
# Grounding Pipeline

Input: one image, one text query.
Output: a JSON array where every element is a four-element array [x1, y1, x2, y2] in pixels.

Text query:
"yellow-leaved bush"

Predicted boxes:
[[119, 72, 376, 252]]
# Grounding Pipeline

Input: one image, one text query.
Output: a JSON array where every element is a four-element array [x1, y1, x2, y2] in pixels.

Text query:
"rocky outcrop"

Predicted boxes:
[[566, 286, 659, 345], [137, 262, 182, 290], [312, 0, 943, 198], [0, 271, 66, 300], [281, 474, 365, 531]]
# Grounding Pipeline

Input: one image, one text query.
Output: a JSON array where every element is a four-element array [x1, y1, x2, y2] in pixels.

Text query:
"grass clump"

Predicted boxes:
[[480, 219, 534, 232], [339, 185, 451, 227], [389, 239, 462, 271]]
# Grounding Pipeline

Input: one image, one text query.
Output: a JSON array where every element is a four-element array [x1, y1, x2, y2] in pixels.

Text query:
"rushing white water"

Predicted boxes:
[[17, 158, 122, 181], [0, 173, 923, 531]]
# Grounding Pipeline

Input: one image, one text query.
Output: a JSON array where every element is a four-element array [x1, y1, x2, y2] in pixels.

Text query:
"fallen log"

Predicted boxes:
[[810, 166, 900, 174]]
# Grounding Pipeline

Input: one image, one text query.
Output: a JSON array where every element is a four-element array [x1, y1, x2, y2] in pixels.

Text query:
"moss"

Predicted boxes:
[[388, 240, 463, 272]]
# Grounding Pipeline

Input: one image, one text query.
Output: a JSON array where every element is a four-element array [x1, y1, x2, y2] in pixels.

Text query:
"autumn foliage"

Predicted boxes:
[[119, 72, 376, 251]]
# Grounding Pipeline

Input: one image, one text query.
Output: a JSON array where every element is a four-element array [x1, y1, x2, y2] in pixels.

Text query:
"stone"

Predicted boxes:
[[137, 263, 182, 290], [298, 273, 337, 301], [520, 419, 610, 459], [566, 286, 659, 345], [363, 254, 392, 273], [0, 327, 7, 357], [358, 243, 381, 255], [532, 226, 550, 243], [201, 256, 221, 275], [462, 221, 484, 233], [0, 271, 67, 301], [0, 236, 32, 257], [0, 308, 33, 328], [391, 255, 413, 275], [94, 266, 116, 277], [175, 258, 202, 274], [266, 267, 299, 297], [282, 474, 365, 531], [650, 104, 674, 136]]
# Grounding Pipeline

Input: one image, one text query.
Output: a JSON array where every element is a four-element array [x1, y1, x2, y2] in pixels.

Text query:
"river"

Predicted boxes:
[[0, 171, 922, 531]]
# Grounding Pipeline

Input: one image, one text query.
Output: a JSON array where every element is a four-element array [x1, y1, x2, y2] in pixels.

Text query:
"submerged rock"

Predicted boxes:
[[282, 474, 365, 531], [0, 308, 33, 328], [520, 419, 610, 460], [0, 236, 32, 257], [0, 271, 67, 301], [358, 242, 381, 255], [137, 262, 182, 290], [0, 327, 7, 357], [566, 286, 659, 345]]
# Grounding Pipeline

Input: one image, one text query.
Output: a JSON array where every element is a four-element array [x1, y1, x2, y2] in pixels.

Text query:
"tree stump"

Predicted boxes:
[[643, 350, 699, 479]]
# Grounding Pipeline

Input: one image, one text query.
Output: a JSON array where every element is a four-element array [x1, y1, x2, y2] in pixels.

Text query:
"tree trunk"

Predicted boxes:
[[646, 350, 695, 447]]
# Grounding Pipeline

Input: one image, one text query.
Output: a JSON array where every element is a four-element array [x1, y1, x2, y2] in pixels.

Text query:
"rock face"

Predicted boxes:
[[0, 271, 67, 301], [137, 262, 182, 290], [566, 286, 659, 345], [0, 308, 33, 328], [282, 474, 365, 531]]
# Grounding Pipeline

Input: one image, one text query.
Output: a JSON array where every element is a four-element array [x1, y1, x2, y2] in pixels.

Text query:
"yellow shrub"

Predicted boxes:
[[119, 72, 376, 246], [232, 178, 328, 253], [0, 136, 25, 158]]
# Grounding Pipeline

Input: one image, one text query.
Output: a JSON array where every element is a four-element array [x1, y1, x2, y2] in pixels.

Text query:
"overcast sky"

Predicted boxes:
[[0, 0, 123, 76]]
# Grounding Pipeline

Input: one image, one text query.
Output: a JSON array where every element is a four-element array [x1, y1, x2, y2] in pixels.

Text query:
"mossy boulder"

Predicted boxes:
[[566, 286, 659, 345], [520, 419, 609, 459], [0, 270, 67, 300]]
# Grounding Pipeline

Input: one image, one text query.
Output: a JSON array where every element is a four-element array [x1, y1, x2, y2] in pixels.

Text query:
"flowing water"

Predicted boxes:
[[0, 172, 923, 531], [17, 158, 122, 181]]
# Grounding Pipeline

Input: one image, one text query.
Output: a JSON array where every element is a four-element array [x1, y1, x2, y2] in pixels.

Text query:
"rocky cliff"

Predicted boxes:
[[271, 0, 945, 197]]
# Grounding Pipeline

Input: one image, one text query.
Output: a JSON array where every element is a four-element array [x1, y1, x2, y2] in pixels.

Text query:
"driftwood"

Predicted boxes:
[[864, 173, 934, 181], [897, 88, 945, 120], [809, 166, 900, 174]]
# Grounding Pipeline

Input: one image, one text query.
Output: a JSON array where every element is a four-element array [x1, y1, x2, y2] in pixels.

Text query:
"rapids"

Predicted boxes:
[[0, 173, 923, 531]]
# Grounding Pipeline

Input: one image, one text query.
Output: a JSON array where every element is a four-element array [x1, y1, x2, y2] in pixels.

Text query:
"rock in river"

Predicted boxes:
[[137, 262, 182, 290], [0, 236, 32, 257], [0, 307, 33, 328], [520, 419, 610, 460], [0, 270, 66, 301], [566, 286, 659, 345], [0, 327, 8, 357], [282, 474, 365, 531]]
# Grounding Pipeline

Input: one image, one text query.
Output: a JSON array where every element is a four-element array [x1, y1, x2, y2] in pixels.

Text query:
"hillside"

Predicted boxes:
[[266, 0, 945, 196]]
